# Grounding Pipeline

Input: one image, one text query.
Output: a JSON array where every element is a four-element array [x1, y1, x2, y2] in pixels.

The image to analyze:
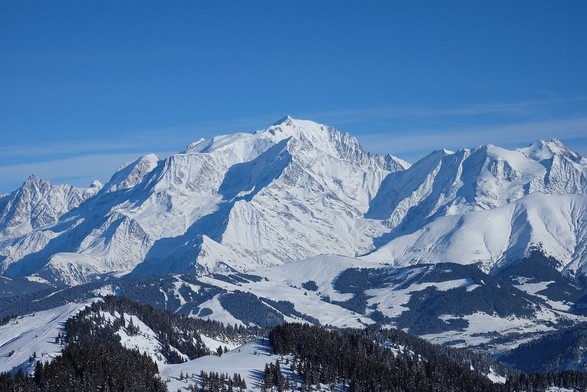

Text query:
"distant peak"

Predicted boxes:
[[529, 138, 567, 151], [520, 138, 582, 162], [424, 148, 455, 159], [273, 115, 294, 126], [106, 154, 159, 192], [530, 139, 552, 149], [262, 117, 329, 140], [23, 174, 49, 187], [90, 180, 103, 188]]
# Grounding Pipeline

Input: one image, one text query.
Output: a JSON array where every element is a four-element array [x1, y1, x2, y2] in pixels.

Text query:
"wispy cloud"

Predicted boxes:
[[1, 101, 586, 194], [293, 97, 587, 162], [0, 114, 281, 193], [305, 96, 587, 124], [0, 114, 279, 164], [356, 116, 587, 162], [0, 152, 173, 194], [0, 140, 144, 160]]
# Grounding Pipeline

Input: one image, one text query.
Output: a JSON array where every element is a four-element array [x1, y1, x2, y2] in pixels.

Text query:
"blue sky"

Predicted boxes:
[[1, 1, 586, 193]]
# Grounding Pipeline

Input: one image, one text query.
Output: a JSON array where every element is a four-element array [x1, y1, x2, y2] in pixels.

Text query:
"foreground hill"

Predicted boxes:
[[3, 297, 587, 392], [1, 253, 585, 358]]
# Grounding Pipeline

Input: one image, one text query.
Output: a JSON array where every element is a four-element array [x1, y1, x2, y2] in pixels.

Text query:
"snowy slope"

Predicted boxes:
[[365, 140, 587, 239], [0, 176, 100, 240], [0, 302, 92, 375], [197, 256, 376, 329], [160, 338, 287, 392], [175, 255, 585, 353], [363, 193, 587, 275], [1, 251, 585, 360], [0, 177, 101, 279]]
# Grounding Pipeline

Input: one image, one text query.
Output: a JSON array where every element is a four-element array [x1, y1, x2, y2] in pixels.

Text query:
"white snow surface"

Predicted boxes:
[[199, 334, 239, 352], [196, 255, 390, 329], [0, 301, 94, 375], [192, 254, 585, 352], [364, 193, 587, 274], [0, 117, 586, 286], [110, 312, 183, 365], [160, 337, 290, 392], [486, 367, 507, 384], [421, 310, 575, 353], [0, 117, 407, 285], [0, 175, 99, 240]]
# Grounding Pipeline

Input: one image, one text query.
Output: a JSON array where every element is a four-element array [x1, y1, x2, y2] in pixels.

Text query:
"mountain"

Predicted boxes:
[[500, 322, 587, 373], [365, 193, 587, 276], [0, 117, 586, 290], [0, 176, 101, 239], [364, 140, 587, 272], [0, 117, 408, 285], [2, 117, 587, 382], [0, 176, 101, 268]]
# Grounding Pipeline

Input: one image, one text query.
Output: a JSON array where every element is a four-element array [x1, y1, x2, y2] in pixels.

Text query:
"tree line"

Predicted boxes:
[[268, 323, 587, 392], [0, 296, 262, 391]]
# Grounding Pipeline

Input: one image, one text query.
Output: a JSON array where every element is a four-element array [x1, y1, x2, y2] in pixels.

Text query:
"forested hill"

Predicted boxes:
[[3, 297, 587, 391], [268, 324, 587, 392], [0, 296, 263, 391], [74, 296, 265, 358]]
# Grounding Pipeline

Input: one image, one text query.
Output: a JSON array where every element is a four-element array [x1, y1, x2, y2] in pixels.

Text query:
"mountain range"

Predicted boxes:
[[1, 116, 586, 287], [2, 117, 587, 378]]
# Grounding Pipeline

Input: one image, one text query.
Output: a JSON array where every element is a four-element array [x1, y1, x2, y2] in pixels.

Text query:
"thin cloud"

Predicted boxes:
[[0, 140, 144, 160], [357, 116, 587, 162], [403, 97, 587, 118], [305, 96, 587, 126], [0, 114, 280, 163], [0, 152, 173, 194], [1, 104, 586, 194], [0, 114, 282, 194]]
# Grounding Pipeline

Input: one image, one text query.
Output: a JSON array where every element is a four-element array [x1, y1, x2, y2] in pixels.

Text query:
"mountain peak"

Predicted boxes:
[[262, 116, 324, 135], [105, 154, 159, 193], [20, 175, 52, 195], [272, 115, 294, 126], [90, 180, 103, 189], [519, 139, 583, 162], [261, 117, 407, 169], [23, 174, 47, 185], [185, 117, 388, 168]]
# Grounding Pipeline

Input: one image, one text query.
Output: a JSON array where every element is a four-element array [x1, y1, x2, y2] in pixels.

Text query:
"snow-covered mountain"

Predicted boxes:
[[0, 175, 100, 239], [0, 117, 407, 285], [0, 117, 586, 287], [364, 140, 587, 275], [365, 193, 587, 275]]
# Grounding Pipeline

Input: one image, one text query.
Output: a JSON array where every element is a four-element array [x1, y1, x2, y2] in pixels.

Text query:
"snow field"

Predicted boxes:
[[0, 301, 95, 374]]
